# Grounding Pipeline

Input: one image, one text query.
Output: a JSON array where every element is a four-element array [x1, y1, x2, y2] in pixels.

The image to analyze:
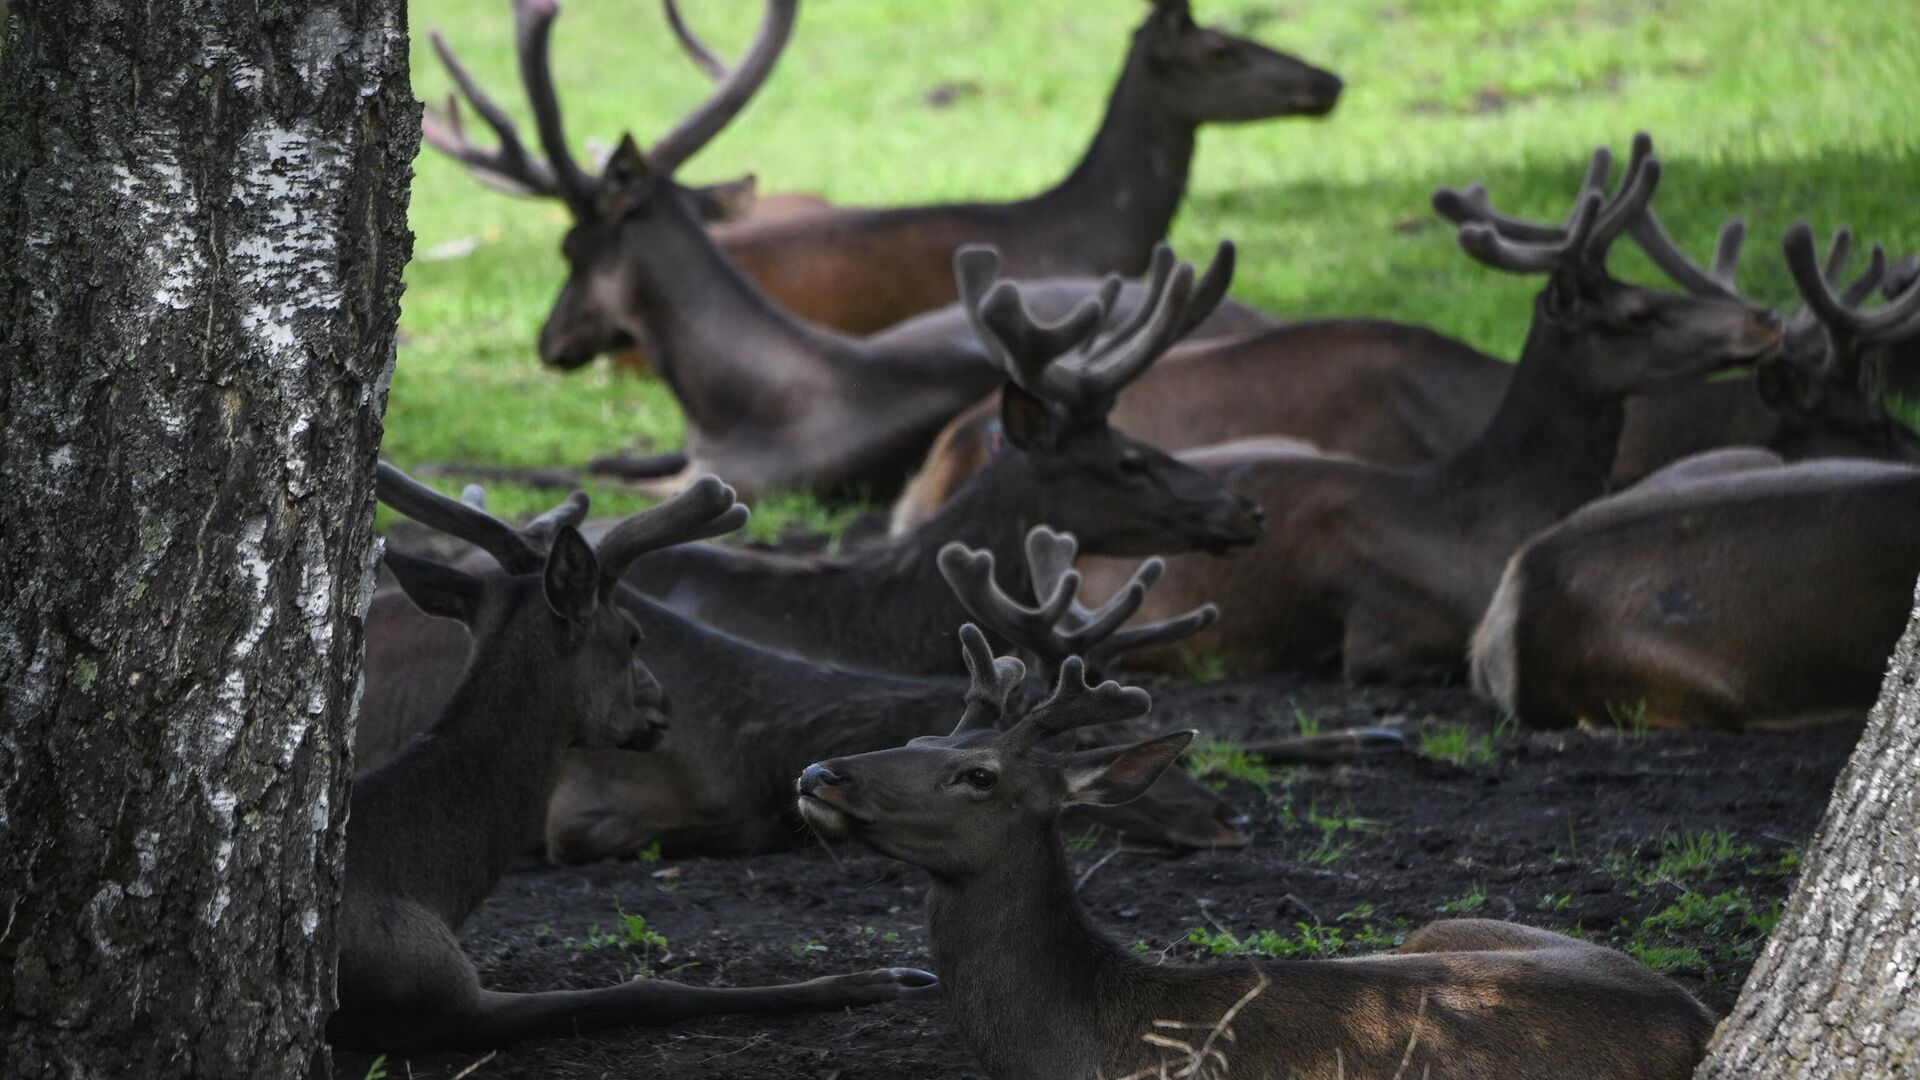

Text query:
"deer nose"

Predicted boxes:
[[798, 763, 849, 796]]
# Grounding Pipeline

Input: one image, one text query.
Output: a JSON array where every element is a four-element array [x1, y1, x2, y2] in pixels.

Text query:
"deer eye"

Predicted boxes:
[[961, 767, 997, 791]]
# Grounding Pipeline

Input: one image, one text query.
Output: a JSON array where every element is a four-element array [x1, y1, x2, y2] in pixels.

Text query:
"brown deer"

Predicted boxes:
[[430, 0, 1337, 356], [891, 209, 1920, 537], [332, 465, 936, 1052], [427, 0, 1285, 497], [797, 635, 1714, 1080], [1471, 224, 1920, 730], [610, 241, 1265, 673], [1075, 135, 1784, 683]]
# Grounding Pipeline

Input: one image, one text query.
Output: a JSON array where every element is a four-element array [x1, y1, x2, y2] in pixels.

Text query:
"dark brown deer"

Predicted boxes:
[[797, 636, 1713, 1080], [1472, 224, 1920, 729], [611, 241, 1265, 672], [1075, 135, 1783, 683], [891, 178, 1920, 535], [431, 0, 1336, 353], [427, 0, 1284, 497], [331, 465, 936, 1052]]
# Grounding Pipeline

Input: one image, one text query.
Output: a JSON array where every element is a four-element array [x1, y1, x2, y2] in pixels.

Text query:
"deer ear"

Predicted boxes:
[[597, 134, 655, 218], [1000, 383, 1062, 453], [543, 524, 602, 625], [1062, 730, 1195, 807], [386, 549, 485, 626]]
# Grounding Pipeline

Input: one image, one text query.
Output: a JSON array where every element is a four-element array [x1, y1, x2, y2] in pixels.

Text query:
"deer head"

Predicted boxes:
[[424, 0, 796, 369], [797, 626, 1192, 879], [1433, 133, 1783, 397], [1135, 0, 1343, 122], [958, 241, 1266, 555], [1631, 211, 1920, 460], [376, 465, 748, 752]]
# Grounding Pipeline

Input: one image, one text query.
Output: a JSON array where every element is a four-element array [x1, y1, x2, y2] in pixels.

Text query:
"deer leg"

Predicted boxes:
[[587, 449, 691, 480]]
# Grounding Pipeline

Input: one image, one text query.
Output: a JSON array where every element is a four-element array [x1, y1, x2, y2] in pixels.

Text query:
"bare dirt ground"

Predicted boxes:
[[333, 674, 1855, 1079]]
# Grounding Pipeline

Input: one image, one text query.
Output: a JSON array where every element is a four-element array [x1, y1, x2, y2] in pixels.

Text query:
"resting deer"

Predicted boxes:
[[613, 241, 1264, 673], [427, 0, 1281, 497], [356, 505, 1386, 863], [1076, 135, 1783, 682], [1472, 223, 1920, 729], [892, 194, 1920, 535], [332, 466, 935, 1052], [797, 634, 1714, 1080]]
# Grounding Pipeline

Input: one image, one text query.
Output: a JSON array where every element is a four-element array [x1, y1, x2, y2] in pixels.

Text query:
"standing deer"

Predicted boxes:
[[611, 241, 1265, 673], [797, 635, 1714, 1079], [331, 465, 936, 1052], [1472, 223, 1920, 729], [1075, 135, 1783, 682], [426, 0, 1284, 497]]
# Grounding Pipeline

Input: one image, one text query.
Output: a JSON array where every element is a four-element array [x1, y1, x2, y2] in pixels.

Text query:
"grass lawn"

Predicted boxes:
[[386, 0, 1919, 532]]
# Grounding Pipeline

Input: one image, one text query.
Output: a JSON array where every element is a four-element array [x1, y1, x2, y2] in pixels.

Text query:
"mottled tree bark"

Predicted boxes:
[[1696, 580, 1920, 1078], [0, 1, 415, 1077]]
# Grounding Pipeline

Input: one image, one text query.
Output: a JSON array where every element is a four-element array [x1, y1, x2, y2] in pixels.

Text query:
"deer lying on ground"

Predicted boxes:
[[797, 635, 1713, 1079], [1076, 135, 1783, 683], [331, 466, 937, 1052], [891, 197, 1920, 535], [431, 0, 1334, 360], [428, 0, 1280, 497], [612, 241, 1265, 673], [1472, 225, 1920, 730], [356, 501, 1390, 863]]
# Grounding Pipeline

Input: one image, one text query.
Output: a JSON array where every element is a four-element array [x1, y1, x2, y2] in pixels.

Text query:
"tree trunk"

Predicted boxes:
[[0, 1, 415, 1076], [1696, 580, 1920, 1078]]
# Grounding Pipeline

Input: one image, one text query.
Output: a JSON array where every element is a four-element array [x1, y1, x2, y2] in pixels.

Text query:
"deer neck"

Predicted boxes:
[[1434, 318, 1625, 526], [926, 830, 1133, 1079], [1030, 46, 1196, 272], [349, 621, 577, 925], [612, 201, 851, 431]]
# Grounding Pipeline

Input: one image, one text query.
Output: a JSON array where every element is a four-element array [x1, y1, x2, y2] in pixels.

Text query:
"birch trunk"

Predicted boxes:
[[1695, 580, 1920, 1077], [0, 1, 415, 1076]]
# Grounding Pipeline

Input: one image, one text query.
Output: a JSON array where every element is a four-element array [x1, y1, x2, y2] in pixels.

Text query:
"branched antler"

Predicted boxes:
[[938, 527, 1218, 681], [955, 241, 1235, 416], [949, 624, 1029, 735], [377, 463, 588, 574], [1001, 657, 1153, 755], [1785, 222, 1920, 346], [593, 476, 750, 585], [1434, 133, 1660, 274]]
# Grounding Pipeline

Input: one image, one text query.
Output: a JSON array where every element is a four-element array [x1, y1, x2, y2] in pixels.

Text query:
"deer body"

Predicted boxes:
[[799, 627, 1712, 1079], [1473, 457, 1920, 729]]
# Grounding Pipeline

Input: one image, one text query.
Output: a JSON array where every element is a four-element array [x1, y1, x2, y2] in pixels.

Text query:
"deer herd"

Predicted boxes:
[[341, 0, 1920, 1074]]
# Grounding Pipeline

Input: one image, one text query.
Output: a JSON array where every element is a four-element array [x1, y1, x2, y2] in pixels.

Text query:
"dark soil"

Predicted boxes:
[[331, 675, 1858, 1080]]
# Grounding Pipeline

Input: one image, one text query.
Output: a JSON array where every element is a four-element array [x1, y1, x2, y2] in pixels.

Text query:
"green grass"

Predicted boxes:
[[1419, 723, 1496, 767], [389, 0, 1920, 533]]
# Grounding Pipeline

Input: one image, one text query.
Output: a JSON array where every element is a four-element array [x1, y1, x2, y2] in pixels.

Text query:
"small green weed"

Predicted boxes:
[[1183, 738, 1272, 790], [362, 1057, 388, 1080], [1179, 650, 1231, 683], [1628, 942, 1708, 973], [1606, 699, 1652, 739], [1648, 829, 1752, 883], [1419, 724, 1495, 767], [1537, 893, 1572, 912], [1187, 923, 1348, 959], [1438, 883, 1488, 914]]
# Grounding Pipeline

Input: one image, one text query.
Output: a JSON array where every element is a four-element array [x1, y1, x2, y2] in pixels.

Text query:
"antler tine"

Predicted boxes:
[[662, 0, 730, 81], [1627, 212, 1747, 301], [1887, 256, 1920, 302], [1587, 133, 1657, 255], [647, 0, 799, 174], [1431, 146, 1614, 242], [1456, 191, 1603, 275], [511, 0, 597, 209], [938, 544, 1081, 658], [593, 475, 749, 582], [1085, 603, 1220, 673], [520, 489, 593, 548], [978, 279, 1114, 397], [1068, 244, 1221, 405], [1786, 223, 1920, 343], [423, 32, 562, 198], [1001, 657, 1152, 755], [376, 463, 548, 574], [1835, 242, 1887, 309], [951, 624, 1028, 735]]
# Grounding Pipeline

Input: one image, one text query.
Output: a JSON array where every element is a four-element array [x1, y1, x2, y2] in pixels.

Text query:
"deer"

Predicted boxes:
[[609, 240, 1265, 674], [1471, 222, 1920, 730], [796, 634, 1715, 1080], [891, 198, 1920, 537], [425, 0, 1290, 497], [354, 497, 1393, 864], [330, 464, 939, 1052], [1072, 135, 1784, 684]]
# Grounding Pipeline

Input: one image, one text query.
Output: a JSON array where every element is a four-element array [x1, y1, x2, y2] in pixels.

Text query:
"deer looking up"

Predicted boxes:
[[1472, 222, 1920, 730], [426, 0, 1287, 497], [1075, 134, 1783, 683], [611, 241, 1265, 674], [331, 466, 937, 1052], [796, 635, 1714, 1080]]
